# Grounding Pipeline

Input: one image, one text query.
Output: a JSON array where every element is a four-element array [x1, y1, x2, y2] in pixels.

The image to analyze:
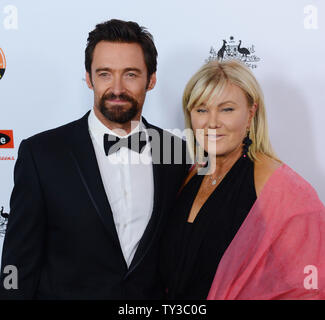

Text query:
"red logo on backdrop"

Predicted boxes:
[[0, 130, 14, 148], [0, 48, 6, 80]]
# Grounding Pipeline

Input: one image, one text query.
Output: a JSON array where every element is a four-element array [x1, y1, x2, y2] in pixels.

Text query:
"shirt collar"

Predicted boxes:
[[88, 108, 146, 145]]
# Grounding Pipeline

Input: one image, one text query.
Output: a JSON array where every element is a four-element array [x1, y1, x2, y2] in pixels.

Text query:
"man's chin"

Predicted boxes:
[[100, 108, 138, 124], [108, 116, 135, 124]]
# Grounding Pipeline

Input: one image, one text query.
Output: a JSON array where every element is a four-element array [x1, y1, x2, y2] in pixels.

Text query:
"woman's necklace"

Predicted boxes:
[[207, 162, 234, 185], [205, 147, 243, 186], [209, 173, 226, 185]]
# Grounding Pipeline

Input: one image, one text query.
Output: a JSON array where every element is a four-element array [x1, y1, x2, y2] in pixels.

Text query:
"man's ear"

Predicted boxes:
[[146, 73, 157, 91], [86, 72, 93, 89]]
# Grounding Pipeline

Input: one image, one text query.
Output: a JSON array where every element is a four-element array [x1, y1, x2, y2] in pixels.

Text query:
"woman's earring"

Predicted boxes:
[[243, 131, 252, 158]]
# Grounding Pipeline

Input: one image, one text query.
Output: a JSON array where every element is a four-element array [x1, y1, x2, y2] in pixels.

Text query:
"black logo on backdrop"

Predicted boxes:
[[0, 133, 11, 145], [0, 206, 9, 236], [207, 36, 261, 69]]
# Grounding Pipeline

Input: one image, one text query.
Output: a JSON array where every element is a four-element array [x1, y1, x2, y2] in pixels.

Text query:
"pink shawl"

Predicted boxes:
[[207, 164, 325, 300]]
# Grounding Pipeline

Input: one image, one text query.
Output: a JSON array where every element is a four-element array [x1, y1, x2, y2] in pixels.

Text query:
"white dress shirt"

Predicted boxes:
[[88, 109, 154, 267]]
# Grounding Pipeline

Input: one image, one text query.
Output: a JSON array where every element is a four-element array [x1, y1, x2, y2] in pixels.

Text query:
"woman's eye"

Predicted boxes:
[[222, 107, 234, 112], [196, 108, 207, 113]]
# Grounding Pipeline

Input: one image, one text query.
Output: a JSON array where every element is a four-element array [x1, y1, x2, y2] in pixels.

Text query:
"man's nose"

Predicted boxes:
[[111, 76, 125, 96]]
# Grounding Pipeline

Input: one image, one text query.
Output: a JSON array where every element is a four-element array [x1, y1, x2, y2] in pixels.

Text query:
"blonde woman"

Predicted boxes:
[[160, 60, 325, 300]]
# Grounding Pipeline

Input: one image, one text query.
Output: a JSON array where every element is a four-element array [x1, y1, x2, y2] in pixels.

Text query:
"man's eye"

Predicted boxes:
[[126, 73, 137, 78], [99, 73, 109, 77]]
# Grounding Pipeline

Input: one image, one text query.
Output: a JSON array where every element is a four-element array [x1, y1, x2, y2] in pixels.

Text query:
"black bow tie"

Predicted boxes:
[[103, 131, 147, 156]]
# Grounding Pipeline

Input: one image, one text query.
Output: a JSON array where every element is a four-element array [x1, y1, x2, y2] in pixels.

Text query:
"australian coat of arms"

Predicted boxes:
[[206, 36, 260, 69]]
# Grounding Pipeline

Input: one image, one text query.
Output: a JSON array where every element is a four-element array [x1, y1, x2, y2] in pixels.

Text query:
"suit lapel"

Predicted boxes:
[[67, 112, 125, 262]]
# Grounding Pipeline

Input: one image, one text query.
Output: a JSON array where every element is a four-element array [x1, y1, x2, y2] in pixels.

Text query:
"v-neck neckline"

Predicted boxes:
[[186, 155, 247, 224]]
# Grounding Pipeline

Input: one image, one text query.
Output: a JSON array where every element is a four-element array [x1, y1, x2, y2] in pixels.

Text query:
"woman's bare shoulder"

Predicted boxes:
[[254, 153, 283, 197]]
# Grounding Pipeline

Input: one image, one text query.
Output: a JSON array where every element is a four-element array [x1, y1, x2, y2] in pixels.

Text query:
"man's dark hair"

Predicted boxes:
[[85, 19, 158, 83]]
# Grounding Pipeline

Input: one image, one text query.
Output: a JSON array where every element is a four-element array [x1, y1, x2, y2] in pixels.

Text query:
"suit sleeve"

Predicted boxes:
[[0, 139, 46, 299]]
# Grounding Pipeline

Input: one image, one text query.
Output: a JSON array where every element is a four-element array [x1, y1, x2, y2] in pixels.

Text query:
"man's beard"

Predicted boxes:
[[99, 92, 140, 124]]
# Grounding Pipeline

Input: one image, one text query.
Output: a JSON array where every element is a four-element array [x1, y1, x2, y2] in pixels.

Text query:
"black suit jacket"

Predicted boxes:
[[0, 111, 190, 299]]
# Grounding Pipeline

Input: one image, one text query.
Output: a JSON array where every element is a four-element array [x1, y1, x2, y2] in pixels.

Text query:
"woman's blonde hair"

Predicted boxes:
[[183, 59, 278, 162]]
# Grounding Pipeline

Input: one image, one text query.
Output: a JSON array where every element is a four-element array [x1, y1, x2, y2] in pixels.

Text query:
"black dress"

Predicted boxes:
[[159, 156, 257, 299]]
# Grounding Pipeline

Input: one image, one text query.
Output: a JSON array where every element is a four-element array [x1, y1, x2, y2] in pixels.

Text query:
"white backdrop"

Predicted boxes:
[[0, 0, 324, 257]]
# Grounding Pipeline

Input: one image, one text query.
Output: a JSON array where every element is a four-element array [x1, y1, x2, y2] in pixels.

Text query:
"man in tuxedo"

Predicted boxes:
[[0, 19, 190, 299]]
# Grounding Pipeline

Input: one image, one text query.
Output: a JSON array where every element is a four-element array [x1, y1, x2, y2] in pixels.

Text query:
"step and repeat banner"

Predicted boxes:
[[0, 0, 324, 256]]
